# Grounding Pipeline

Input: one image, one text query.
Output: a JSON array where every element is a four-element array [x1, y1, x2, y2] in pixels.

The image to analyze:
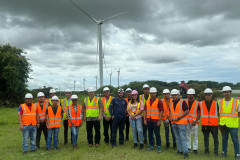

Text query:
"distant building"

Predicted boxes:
[[179, 81, 189, 98]]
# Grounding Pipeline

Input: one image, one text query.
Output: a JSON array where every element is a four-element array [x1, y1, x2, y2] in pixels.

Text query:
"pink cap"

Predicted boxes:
[[131, 90, 138, 95]]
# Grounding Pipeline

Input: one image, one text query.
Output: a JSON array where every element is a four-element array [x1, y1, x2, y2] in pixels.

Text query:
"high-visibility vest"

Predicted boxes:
[[146, 98, 160, 120], [102, 96, 113, 117], [127, 100, 141, 115], [162, 98, 172, 121], [140, 94, 150, 116], [200, 100, 218, 126], [46, 98, 60, 106], [219, 98, 239, 128], [186, 100, 200, 124], [61, 98, 72, 120], [47, 106, 62, 128], [170, 99, 188, 125], [36, 101, 48, 122], [85, 96, 100, 117], [21, 103, 37, 125], [68, 105, 82, 126]]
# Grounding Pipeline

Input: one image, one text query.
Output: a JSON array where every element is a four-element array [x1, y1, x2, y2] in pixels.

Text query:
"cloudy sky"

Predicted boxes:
[[1, 0, 240, 91]]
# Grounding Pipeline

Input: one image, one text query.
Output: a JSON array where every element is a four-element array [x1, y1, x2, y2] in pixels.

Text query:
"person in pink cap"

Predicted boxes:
[[127, 90, 144, 149]]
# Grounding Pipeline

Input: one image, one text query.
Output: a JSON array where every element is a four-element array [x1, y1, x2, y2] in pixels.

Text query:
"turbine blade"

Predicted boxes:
[[102, 12, 127, 23]]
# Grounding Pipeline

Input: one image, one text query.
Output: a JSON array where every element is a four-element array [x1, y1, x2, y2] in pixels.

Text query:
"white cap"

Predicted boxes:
[[49, 89, 56, 94], [126, 88, 132, 92], [37, 92, 45, 97], [71, 94, 78, 99], [51, 96, 59, 100], [88, 87, 95, 92], [142, 84, 150, 89], [204, 88, 213, 94], [171, 89, 180, 95], [163, 89, 170, 94], [149, 87, 157, 93], [222, 86, 232, 92], [103, 87, 110, 92], [187, 88, 195, 95], [65, 89, 72, 93], [25, 93, 33, 99]]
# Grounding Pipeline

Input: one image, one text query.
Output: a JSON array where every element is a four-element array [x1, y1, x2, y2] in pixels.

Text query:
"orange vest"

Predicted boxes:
[[68, 105, 83, 126], [162, 98, 172, 121], [36, 101, 48, 122], [200, 100, 218, 126], [21, 103, 37, 125], [125, 98, 130, 117], [47, 106, 62, 128], [186, 100, 200, 124], [146, 98, 160, 120], [170, 100, 188, 125]]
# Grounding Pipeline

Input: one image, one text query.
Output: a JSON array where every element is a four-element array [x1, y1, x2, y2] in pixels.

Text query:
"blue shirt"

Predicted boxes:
[[109, 97, 127, 118]]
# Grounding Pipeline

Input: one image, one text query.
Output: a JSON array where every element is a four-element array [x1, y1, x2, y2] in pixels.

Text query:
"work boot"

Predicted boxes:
[[157, 146, 161, 154], [133, 143, 138, 148], [204, 149, 210, 154], [139, 144, 144, 150], [166, 142, 170, 149], [89, 144, 93, 148], [95, 144, 100, 148], [193, 150, 198, 155], [173, 143, 177, 150], [184, 153, 189, 159], [146, 145, 154, 151], [235, 154, 240, 160]]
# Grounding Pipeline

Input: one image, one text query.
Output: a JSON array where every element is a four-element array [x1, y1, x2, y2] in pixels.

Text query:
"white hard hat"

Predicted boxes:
[[118, 88, 124, 93], [163, 89, 170, 94], [88, 87, 95, 92], [37, 92, 45, 97], [126, 88, 132, 92], [65, 89, 72, 93], [25, 93, 33, 99], [149, 87, 157, 93], [103, 87, 110, 92], [71, 94, 78, 99], [49, 89, 56, 94], [204, 88, 213, 94], [187, 88, 195, 95], [51, 96, 59, 101], [222, 86, 232, 92], [142, 84, 150, 89], [171, 89, 180, 95]]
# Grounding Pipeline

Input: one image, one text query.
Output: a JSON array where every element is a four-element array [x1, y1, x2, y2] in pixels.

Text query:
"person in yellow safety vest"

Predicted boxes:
[[185, 88, 200, 155], [102, 87, 114, 144], [218, 86, 240, 159], [125, 88, 132, 141], [83, 87, 103, 148], [140, 84, 151, 145], [162, 89, 176, 150], [46, 89, 60, 106], [61, 89, 72, 145]]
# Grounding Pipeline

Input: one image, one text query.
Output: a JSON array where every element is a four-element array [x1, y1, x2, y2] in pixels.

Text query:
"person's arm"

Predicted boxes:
[[18, 106, 24, 131], [82, 102, 86, 122], [45, 109, 51, 129], [157, 99, 163, 126], [237, 102, 240, 117], [144, 103, 147, 125], [109, 99, 114, 119], [98, 99, 103, 121]]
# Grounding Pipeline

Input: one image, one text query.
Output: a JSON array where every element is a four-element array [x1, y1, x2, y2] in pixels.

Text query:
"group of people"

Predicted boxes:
[[18, 84, 240, 159]]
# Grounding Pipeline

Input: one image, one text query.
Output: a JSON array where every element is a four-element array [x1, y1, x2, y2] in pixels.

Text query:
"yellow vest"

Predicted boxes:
[[139, 94, 150, 116], [127, 101, 141, 115], [102, 96, 113, 117], [61, 98, 72, 120], [85, 96, 100, 117]]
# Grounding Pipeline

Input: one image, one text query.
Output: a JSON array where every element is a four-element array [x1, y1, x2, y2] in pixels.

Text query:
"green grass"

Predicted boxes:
[[0, 107, 238, 160]]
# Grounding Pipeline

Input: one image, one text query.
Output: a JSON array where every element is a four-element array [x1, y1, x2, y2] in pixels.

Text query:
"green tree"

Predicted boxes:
[[0, 44, 31, 107]]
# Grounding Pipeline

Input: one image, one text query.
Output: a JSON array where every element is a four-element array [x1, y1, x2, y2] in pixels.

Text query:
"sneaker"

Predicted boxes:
[[139, 144, 143, 150], [236, 154, 240, 160], [133, 143, 138, 148], [146, 145, 154, 151], [157, 146, 161, 153], [166, 143, 170, 149], [204, 149, 210, 154], [184, 153, 189, 158], [193, 150, 198, 155], [177, 151, 183, 155], [188, 148, 191, 152], [222, 151, 227, 158], [173, 143, 177, 150]]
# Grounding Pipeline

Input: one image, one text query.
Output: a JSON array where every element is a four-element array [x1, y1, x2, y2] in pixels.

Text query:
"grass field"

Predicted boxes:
[[0, 107, 238, 160]]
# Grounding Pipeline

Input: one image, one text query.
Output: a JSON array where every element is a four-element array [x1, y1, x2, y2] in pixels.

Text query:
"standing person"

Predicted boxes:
[[169, 89, 189, 158], [127, 90, 144, 149], [140, 84, 151, 145], [18, 93, 39, 154], [36, 92, 49, 149], [46, 96, 63, 150], [200, 88, 219, 156], [46, 89, 60, 106], [125, 88, 132, 141], [219, 86, 240, 159], [82, 87, 103, 148], [186, 88, 200, 154], [110, 88, 128, 147], [144, 87, 163, 153], [67, 95, 83, 149], [61, 89, 72, 145], [162, 89, 176, 149], [102, 87, 114, 145]]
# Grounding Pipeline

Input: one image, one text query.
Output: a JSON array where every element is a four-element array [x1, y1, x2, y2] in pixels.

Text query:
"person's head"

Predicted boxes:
[[187, 88, 195, 101], [65, 89, 72, 99], [163, 89, 170, 100], [149, 87, 157, 99], [204, 88, 213, 101], [126, 88, 132, 98], [49, 89, 56, 98], [222, 86, 232, 100], [142, 84, 150, 95], [51, 96, 59, 107], [88, 87, 95, 98], [103, 87, 110, 97], [25, 93, 33, 105], [37, 92, 45, 103], [131, 90, 139, 103], [118, 88, 124, 99], [71, 94, 78, 105], [171, 89, 180, 101]]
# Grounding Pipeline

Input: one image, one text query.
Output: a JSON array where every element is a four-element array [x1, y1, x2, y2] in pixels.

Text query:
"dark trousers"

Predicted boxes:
[[103, 118, 112, 143], [86, 120, 101, 144], [202, 126, 218, 153], [164, 123, 176, 144], [111, 116, 125, 146], [63, 120, 72, 144], [142, 117, 148, 141], [147, 121, 161, 147], [36, 122, 48, 148], [125, 116, 130, 140]]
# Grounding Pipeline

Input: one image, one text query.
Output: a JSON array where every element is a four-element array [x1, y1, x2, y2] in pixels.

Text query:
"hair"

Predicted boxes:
[[131, 95, 140, 104]]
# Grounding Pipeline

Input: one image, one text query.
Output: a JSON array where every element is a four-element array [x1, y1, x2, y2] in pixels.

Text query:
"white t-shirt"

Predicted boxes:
[[224, 100, 240, 112]]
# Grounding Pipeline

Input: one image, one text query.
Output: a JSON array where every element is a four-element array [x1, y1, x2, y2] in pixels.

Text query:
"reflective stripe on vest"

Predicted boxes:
[[200, 100, 218, 126], [162, 98, 171, 121], [36, 101, 48, 121], [68, 105, 82, 126], [21, 103, 37, 125], [146, 98, 160, 120], [102, 96, 112, 117], [85, 96, 99, 117], [127, 101, 141, 115], [47, 106, 62, 128], [170, 100, 188, 124], [187, 100, 199, 123]]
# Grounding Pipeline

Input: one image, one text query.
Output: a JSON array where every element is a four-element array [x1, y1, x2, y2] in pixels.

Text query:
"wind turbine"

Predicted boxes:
[[69, 0, 126, 88]]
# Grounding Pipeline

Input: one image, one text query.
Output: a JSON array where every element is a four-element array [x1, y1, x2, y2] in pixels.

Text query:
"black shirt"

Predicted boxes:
[[173, 99, 188, 111], [187, 100, 200, 112], [204, 100, 219, 113]]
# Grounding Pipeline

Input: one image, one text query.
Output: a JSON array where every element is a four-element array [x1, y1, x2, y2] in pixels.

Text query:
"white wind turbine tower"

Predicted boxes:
[[69, 0, 126, 88]]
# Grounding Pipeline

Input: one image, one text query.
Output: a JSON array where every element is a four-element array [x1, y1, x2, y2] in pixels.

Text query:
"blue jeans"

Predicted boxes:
[[142, 117, 147, 141], [129, 118, 143, 144], [147, 121, 161, 147], [222, 127, 239, 156], [22, 125, 37, 152], [47, 128, 60, 149], [70, 126, 80, 146], [164, 123, 176, 144], [172, 123, 188, 154]]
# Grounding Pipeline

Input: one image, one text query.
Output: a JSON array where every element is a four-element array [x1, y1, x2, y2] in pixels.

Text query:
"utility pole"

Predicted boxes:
[[95, 75, 98, 91], [117, 69, 120, 88], [59, 85, 61, 97], [83, 77, 86, 91], [74, 80, 76, 92], [109, 71, 112, 86]]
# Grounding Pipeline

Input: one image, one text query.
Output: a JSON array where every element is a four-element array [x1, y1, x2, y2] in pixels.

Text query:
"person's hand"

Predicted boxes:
[[48, 126, 51, 130], [98, 116, 102, 121], [112, 116, 114, 120], [157, 121, 161, 126], [70, 121, 74, 126], [19, 125, 24, 131], [192, 121, 197, 126], [144, 120, 147, 126], [79, 122, 82, 127]]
